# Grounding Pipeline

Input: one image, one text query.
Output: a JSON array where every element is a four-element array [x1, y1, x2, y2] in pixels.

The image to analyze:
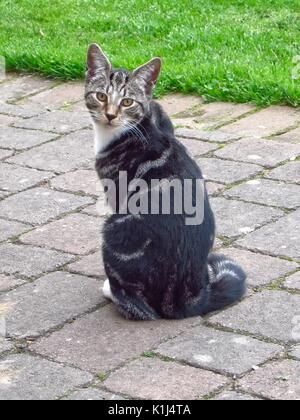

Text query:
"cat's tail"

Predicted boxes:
[[197, 253, 246, 316]]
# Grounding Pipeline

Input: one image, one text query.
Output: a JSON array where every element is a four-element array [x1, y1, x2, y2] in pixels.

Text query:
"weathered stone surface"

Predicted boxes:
[[214, 138, 300, 168], [209, 290, 300, 342], [218, 248, 298, 287], [0, 126, 57, 150], [0, 114, 15, 127], [175, 128, 240, 143], [0, 338, 13, 355], [214, 391, 261, 401], [63, 388, 123, 401], [0, 149, 13, 160], [0, 219, 30, 242], [0, 163, 54, 192], [206, 182, 223, 195], [0, 272, 103, 338], [273, 126, 300, 144], [156, 326, 282, 376], [31, 305, 201, 373], [0, 102, 47, 119], [0, 354, 93, 400], [21, 214, 102, 255], [0, 274, 25, 292], [283, 272, 300, 290], [82, 197, 111, 217], [238, 360, 300, 400], [0, 75, 56, 102], [222, 106, 300, 137], [225, 179, 300, 209], [104, 358, 228, 400], [14, 110, 90, 134], [0, 187, 92, 225], [0, 244, 74, 278], [197, 158, 262, 184], [26, 82, 84, 110], [265, 161, 300, 184], [237, 209, 300, 259], [68, 250, 105, 278], [0, 191, 9, 200], [210, 197, 283, 238], [157, 94, 202, 116], [177, 137, 218, 157], [290, 345, 300, 360], [50, 169, 99, 196], [8, 130, 94, 172]]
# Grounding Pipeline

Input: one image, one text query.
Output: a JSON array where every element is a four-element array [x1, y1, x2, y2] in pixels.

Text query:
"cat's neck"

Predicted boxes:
[[93, 121, 125, 156]]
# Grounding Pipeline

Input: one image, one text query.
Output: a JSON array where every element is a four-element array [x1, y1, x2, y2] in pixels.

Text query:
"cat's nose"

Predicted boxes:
[[106, 113, 117, 122]]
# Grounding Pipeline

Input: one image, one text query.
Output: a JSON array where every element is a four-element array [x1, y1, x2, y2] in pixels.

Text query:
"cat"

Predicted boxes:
[[85, 43, 246, 320]]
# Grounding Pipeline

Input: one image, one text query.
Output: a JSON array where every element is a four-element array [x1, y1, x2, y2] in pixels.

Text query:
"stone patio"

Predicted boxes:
[[0, 74, 299, 400]]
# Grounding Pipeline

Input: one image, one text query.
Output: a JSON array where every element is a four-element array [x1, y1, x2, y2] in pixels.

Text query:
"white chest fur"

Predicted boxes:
[[93, 122, 123, 156]]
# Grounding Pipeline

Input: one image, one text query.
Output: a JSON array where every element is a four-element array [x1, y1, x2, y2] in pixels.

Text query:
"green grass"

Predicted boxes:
[[1, 0, 300, 106]]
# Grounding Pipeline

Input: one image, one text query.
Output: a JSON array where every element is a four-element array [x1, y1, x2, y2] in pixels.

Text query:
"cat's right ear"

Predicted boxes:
[[86, 44, 111, 77]]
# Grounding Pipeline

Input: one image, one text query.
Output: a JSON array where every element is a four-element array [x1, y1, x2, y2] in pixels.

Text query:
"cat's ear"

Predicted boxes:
[[132, 57, 161, 94], [87, 43, 111, 77]]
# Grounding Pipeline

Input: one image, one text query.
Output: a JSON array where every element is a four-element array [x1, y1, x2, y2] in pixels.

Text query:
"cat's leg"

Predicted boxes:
[[111, 288, 160, 321], [102, 278, 113, 300]]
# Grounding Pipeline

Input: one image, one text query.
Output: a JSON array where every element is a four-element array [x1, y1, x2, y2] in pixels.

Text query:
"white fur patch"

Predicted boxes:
[[102, 279, 113, 300], [93, 121, 124, 155]]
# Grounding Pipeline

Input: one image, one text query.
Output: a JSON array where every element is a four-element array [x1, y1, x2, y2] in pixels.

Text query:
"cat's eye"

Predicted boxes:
[[97, 92, 107, 102], [121, 98, 134, 107]]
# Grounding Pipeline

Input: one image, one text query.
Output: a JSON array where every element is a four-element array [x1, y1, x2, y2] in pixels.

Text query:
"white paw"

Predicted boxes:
[[102, 279, 113, 300]]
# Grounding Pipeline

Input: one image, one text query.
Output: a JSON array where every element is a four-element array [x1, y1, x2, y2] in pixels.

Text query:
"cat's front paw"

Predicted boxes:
[[102, 279, 113, 300]]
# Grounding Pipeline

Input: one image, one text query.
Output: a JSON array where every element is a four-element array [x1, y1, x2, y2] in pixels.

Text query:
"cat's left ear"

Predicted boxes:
[[132, 57, 161, 94], [86, 43, 111, 77]]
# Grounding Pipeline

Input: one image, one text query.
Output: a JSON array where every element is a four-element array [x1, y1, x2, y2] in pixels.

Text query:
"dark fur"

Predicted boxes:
[[86, 46, 246, 320]]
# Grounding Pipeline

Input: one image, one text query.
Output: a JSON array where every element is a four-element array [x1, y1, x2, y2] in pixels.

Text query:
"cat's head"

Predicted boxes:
[[85, 43, 161, 132]]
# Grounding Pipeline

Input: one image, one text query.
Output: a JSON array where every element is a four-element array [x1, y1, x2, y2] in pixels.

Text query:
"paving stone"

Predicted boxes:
[[0, 191, 9, 200], [238, 360, 300, 400], [31, 305, 201, 373], [0, 338, 13, 355], [63, 388, 123, 401], [0, 354, 93, 400], [213, 238, 223, 250], [192, 102, 255, 130], [21, 214, 102, 255], [0, 163, 54, 192], [214, 138, 300, 168], [177, 137, 218, 157], [104, 358, 228, 400], [0, 126, 58, 150], [50, 169, 99, 196], [26, 82, 84, 110], [0, 114, 15, 127], [175, 128, 240, 143], [0, 187, 92, 225], [68, 250, 105, 278], [197, 158, 262, 184], [283, 272, 300, 290], [206, 182, 224, 195], [0, 244, 74, 278], [218, 248, 298, 288], [209, 290, 300, 342], [210, 197, 283, 238], [237, 209, 300, 259], [0, 218, 30, 242], [222, 106, 300, 137], [8, 129, 94, 172], [290, 345, 300, 360], [265, 161, 300, 184], [157, 94, 202, 116], [0, 275, 25, 292], [214, 391, 261, 401], [0, 75, 56, 102], [273, 126, 300, 144], [0, 102, 47, 119], [82, 198, 111, 217], [14, 110, 91, 134], [156, 326, 282, 376], [224, 179, 300, 209], [0, 272, 103, 339], [0, 149, 13, 160]]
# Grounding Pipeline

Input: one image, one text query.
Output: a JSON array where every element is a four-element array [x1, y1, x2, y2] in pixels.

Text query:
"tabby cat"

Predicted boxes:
[[85, 44, 246, 320]]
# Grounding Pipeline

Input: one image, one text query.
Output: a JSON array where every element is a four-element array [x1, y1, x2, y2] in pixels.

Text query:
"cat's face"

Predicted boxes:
[[85, 44, 161, 133]]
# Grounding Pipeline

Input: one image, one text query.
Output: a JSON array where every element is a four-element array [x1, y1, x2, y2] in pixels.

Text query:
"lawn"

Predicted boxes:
[[1, 0, 300, 106]]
